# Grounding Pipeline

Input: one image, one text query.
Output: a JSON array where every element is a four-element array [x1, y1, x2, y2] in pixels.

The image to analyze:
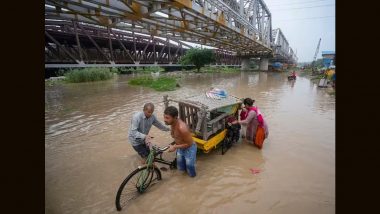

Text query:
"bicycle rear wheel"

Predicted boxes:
[[115, 166, 162, 211]]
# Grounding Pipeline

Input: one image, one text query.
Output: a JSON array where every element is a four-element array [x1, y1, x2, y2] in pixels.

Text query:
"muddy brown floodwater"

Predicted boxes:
[[45, 71, 335, 214]]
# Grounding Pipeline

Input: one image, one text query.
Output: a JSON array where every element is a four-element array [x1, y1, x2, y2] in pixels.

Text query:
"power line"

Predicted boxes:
[[270, 0, 330, 7], [275, 15, 335, 22], [270, 4, 335, 11]]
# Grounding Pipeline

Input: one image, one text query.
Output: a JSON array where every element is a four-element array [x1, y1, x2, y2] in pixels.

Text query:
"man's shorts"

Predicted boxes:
[[132, 143, 150, 158], [176, 143, 197, 177]]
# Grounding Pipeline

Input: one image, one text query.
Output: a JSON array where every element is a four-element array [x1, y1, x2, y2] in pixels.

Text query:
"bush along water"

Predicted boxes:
[[64, 67, 114, 83], [128, 76, 178, 91]]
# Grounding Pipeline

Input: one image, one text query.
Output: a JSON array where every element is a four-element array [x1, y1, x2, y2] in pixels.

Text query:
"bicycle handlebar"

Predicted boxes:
[[152, 141, 176, 153]]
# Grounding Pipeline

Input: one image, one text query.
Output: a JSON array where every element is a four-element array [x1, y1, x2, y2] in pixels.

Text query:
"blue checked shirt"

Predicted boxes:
[[128, 111, 170, 146]]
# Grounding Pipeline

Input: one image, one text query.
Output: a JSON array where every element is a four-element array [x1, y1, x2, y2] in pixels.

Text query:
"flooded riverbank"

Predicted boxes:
[[45, 71, 335, 214]]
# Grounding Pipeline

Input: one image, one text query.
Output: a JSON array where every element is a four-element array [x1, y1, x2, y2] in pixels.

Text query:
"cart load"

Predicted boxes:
[[163, 91, 242, 153]]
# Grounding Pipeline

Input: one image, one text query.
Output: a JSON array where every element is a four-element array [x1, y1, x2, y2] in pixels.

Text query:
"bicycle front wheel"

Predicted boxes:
[[115, 166, 162, 211]]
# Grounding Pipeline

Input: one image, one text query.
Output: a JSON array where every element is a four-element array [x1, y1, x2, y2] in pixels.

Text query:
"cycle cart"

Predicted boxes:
[[163, 93, 242, 154], [115, 93, 243, 211]]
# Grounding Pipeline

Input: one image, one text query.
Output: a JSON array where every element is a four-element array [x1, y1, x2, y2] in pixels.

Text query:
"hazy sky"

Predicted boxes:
[[264, 0, 335, 62]]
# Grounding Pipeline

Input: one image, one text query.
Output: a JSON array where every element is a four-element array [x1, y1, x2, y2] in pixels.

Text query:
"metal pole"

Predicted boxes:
[[73, 21, 83, 63], [108, 27, 114, 62]]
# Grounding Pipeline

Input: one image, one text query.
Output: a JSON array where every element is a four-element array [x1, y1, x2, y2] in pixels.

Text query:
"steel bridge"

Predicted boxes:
[[272, 28, 298, 64], [45, 0, 297, 69]]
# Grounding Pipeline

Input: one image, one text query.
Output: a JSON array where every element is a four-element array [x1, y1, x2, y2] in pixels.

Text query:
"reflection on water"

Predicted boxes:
[[45, 71, 335, 214]]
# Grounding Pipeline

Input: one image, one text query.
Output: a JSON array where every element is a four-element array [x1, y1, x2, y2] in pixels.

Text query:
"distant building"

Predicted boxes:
[[322, 51, 335, 68]]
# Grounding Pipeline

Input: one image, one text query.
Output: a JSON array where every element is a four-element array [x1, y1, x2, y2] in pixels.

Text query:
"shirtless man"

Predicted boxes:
[[163, 106, 197, 177]]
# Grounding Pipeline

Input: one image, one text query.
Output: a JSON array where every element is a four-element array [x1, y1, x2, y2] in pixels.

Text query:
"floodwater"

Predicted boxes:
[[45, 71, 335, 214]]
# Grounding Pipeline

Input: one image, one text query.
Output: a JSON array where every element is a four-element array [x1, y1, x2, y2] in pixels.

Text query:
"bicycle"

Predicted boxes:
[[115, 142, 176, 211]]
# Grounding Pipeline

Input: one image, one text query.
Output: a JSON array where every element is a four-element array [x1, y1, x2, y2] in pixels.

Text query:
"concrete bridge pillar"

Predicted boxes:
[[241, 58, 250, 70], [259, 58, 269, 71]]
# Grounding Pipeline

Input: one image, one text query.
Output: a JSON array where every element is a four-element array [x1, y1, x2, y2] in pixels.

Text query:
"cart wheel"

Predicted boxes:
[[221, 138, 229, 155], [221, 142, 226, 155]]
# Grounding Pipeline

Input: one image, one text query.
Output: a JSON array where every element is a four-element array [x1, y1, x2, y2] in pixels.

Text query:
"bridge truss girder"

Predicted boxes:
[[45, 0, 273, 57], [45, 20, 241, 66]]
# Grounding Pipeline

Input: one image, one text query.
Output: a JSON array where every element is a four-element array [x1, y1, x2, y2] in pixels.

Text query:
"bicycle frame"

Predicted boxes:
[[154, 153, 176, 168], [143, 144, 177, 169]]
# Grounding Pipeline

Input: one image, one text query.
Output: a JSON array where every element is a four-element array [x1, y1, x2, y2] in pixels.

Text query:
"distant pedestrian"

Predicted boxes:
[[332, 73, 336, 88]]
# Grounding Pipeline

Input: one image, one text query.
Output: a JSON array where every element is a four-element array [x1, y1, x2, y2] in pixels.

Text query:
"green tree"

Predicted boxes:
[[180, 48, 215, 72]]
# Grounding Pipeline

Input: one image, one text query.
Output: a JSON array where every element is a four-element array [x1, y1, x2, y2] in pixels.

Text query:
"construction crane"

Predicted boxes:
[[311, 38, 321, 73]]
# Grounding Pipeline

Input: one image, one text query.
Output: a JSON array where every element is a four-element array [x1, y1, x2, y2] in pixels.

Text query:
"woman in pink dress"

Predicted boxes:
[[233, 98, 269, 147]]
